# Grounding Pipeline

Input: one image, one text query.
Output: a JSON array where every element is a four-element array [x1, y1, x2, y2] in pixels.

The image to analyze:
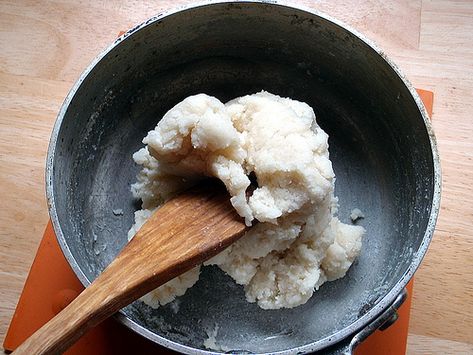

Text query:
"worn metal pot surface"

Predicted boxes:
[[46, 1, 440, 353]]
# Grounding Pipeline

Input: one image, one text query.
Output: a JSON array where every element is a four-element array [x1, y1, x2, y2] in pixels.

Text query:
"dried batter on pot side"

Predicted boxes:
[[128, 91, 364, 309]]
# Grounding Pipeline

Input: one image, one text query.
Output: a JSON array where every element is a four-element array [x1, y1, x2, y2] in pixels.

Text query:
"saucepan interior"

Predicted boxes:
[[47, 2, 438, 353]]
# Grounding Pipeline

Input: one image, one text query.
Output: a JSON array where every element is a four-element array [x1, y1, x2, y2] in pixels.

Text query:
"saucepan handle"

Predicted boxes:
[[327, 288, 408, 355]]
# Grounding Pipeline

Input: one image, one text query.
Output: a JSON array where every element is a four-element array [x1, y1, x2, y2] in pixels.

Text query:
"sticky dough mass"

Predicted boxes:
[[128, 91, 364, 309]]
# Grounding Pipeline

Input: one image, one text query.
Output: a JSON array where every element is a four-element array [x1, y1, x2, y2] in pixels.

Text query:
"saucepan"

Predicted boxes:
[[46, 1, 441, 353]]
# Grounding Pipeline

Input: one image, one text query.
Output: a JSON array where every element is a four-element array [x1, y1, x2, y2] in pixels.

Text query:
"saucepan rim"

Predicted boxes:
[[45, 1, 441, 353]]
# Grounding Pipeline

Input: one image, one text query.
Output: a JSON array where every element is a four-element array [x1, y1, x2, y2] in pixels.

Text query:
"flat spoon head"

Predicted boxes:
[[14, 180, 248, 355]]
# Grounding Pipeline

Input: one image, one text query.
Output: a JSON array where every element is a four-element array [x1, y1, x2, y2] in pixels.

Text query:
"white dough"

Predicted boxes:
[[128, 91, 364, 309], [350, 208, 365, 222]]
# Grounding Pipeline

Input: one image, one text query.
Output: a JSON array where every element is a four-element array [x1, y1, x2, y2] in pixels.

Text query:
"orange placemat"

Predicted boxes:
[[4, 89, 433, 354]]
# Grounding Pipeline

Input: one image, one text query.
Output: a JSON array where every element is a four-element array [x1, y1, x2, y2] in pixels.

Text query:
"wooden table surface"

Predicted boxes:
[[1, 1, 472, 353]]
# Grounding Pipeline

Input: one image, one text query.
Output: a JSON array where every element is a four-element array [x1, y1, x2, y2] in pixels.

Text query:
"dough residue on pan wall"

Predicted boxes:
[[128, 91, 364, 309]]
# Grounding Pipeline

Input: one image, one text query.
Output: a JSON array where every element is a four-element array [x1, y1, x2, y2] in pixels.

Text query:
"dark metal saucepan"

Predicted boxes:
[[46, 1, 441, 353]]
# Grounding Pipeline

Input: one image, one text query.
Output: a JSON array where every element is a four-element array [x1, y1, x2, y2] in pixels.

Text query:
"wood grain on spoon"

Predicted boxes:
[[13, 181, 248, 355]]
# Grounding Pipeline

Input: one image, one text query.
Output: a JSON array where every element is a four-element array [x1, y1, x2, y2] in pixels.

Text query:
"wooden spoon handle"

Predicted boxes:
[[14, 182, 247, 354]]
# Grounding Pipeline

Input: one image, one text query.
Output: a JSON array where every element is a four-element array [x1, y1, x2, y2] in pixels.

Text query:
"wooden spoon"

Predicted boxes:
[[13, 181, 248, 355]]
